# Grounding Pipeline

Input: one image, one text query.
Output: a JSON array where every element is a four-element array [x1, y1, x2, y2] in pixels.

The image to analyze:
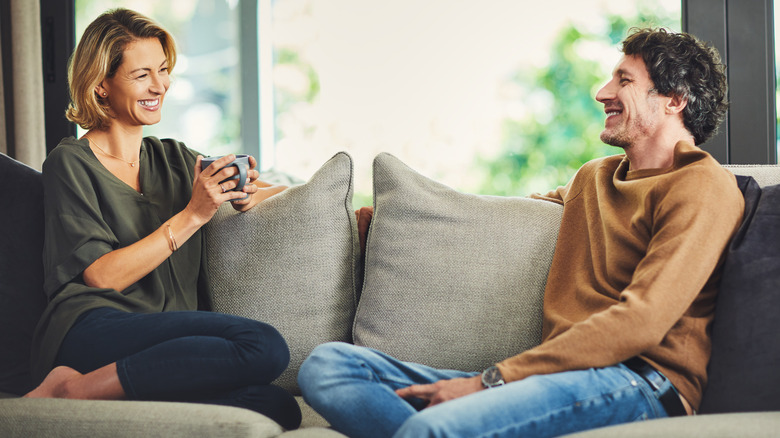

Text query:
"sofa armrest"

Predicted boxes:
[[0, 398, 283, 438]]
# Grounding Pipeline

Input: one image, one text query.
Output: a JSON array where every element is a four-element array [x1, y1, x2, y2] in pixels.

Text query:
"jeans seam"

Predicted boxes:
[[617, 365, 667, 418]]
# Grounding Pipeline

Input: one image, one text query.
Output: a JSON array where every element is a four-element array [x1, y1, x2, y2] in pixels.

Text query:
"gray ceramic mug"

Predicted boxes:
[[201, 154, 251, 201]]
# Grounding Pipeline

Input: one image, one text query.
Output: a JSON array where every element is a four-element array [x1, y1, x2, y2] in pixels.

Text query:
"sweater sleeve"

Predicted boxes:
[[497, 164, 744, 383], [528, 167, 583, 205]]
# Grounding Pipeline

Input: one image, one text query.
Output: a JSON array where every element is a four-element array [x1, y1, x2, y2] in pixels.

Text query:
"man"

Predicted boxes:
[[297, 28, 744, 438]]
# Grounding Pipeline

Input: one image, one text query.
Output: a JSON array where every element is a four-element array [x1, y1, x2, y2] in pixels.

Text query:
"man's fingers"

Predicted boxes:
[[395, 384, 433, 399]]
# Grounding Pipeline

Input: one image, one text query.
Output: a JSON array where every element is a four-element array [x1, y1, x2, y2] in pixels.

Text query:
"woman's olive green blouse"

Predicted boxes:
[[31, 136, 211, 380]]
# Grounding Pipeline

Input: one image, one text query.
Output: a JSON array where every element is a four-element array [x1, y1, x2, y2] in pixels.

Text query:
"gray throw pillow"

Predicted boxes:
[[204, 152, 359, 394], [353, 153, 563, 372]]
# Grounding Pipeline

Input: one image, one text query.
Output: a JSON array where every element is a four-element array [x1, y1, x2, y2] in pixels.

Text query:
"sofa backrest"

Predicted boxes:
[[0, 153, 47, 395], [723, 164, 780, 187]]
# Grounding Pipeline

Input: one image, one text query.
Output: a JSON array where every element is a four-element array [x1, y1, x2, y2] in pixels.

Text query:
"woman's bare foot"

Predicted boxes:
[[24, 366, 83, 398]]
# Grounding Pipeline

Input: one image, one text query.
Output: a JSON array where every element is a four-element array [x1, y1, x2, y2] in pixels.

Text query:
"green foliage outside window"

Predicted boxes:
[[478, 9, 679, 196]]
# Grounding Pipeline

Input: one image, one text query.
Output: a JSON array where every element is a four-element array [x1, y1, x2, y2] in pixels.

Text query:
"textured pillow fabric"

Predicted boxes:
[[700, 175, 780, 413], [353, 152, 563, 372], [0, 154, 47, 395], [204, 152, 359, 394]]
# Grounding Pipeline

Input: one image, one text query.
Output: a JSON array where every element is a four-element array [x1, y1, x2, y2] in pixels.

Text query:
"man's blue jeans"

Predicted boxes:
[[56, 307, 301, 430], [298, 342, 673, 438]]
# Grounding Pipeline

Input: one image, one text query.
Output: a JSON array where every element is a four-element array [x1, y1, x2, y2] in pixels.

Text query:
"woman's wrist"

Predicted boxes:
[[166, 210, 203, 249], [181, 203, 211, 228]]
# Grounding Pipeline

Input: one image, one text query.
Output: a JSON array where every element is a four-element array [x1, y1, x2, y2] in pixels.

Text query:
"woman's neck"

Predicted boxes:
[[85, 127, 143, 162]]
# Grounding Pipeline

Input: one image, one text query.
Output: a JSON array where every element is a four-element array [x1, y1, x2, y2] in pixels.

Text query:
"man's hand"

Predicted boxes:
[[395, 376, 483, 408]]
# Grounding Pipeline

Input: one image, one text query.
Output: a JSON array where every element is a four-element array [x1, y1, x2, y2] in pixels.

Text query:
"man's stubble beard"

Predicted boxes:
[[600, 129, 631, 150]]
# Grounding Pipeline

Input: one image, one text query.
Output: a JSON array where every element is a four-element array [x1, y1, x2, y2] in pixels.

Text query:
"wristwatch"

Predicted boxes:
[[481, 365, 505, 389]]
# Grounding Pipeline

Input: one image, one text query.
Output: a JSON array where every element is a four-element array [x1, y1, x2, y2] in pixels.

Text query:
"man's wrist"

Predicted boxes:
[[481, 365, 505, 389]]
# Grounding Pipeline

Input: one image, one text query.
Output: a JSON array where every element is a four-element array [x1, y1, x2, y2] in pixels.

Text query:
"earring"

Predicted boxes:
[[102, 92, 107, 97]]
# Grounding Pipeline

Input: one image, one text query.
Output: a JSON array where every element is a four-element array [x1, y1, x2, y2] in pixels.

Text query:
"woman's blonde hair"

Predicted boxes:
[[66, 8, 177, 130]]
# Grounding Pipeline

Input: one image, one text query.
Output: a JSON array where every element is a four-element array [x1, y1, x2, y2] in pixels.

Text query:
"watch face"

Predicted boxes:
[[482, 366, 504, 388]]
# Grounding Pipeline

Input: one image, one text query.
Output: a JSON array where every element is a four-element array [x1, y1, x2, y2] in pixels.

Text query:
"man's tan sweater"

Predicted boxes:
[[496, 142, 744, 410]]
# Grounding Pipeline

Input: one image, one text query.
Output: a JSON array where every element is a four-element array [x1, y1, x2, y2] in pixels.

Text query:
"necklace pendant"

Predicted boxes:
[[130, 162, 136, 167]]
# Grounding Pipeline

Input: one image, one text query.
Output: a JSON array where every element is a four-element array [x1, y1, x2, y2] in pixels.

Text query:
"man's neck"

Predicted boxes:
[[623, 133, 695, 172]]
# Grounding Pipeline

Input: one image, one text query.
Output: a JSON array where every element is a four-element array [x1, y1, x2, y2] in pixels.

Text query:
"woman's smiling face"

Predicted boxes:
[[99, 37, 170, 129]]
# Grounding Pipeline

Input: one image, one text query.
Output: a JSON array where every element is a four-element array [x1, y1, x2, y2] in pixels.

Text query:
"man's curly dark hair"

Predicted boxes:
[[622, 28, 728, 145]]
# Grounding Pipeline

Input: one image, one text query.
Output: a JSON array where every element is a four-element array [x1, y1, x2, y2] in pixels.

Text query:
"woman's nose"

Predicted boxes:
[[150, 73, 168, 94]]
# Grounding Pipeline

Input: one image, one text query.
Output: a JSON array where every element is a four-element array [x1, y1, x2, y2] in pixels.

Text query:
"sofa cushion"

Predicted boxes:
[[0, 154, 47, 395], [560, 412, 780, 438], [700, 176, 780, 413], [0, 398, 284, 438], [353, 152, 562, 372], [204, 152, 359, 394]]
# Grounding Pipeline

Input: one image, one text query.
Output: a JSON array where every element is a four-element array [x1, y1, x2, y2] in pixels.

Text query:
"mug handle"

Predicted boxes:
[[234, 162, 248, 192], [230, 163, 250, 201]]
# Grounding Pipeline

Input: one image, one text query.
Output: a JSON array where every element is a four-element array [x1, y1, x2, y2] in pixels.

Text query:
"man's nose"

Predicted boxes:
[[595, 81, 615, 103]]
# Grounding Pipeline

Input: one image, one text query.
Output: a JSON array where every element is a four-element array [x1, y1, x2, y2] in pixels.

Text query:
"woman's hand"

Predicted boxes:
[[184, 155, 249, 224], [229, 155, 261, 211]]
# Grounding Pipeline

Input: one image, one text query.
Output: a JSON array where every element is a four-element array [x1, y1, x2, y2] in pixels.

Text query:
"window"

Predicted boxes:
[[265, 0, 681, 203]]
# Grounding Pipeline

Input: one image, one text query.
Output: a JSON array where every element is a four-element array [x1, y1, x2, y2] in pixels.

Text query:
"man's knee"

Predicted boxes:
[[394, 411, 450, 438], [298, 342, 356, 393]]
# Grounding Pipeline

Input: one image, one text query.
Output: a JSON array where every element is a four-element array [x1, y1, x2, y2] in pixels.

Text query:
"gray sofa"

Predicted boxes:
[[1, 150, 779, 437]]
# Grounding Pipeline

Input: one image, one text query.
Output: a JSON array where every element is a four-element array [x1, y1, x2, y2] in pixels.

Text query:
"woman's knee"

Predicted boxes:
[[232, 318, 290, 380]]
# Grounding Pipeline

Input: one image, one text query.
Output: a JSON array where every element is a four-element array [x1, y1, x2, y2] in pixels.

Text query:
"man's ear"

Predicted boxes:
[[665, 94, 688, 115]]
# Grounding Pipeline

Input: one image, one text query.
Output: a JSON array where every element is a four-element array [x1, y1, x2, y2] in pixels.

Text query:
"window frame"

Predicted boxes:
[[683, 0, 777, 164], [41, 0, 777, 164], [40, 0, 77, 154]]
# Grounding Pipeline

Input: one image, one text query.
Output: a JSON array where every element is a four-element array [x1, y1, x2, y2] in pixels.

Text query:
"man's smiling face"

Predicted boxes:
[[595, 55, 665, 149]]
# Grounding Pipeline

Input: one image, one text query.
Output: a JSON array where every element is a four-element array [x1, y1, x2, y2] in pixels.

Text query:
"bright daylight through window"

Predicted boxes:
[[76, 0, 681, 206]]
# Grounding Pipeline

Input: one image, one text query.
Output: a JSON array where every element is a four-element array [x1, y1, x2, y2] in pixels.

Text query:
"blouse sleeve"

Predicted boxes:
[[42, 146, 118, 297]]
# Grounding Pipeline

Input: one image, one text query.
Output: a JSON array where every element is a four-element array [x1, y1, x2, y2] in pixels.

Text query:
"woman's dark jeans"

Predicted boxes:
[[56, 307, 302, 430]]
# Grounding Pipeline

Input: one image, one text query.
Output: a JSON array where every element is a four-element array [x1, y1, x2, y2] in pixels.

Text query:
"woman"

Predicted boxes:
[[25, 8, 301, 430]]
